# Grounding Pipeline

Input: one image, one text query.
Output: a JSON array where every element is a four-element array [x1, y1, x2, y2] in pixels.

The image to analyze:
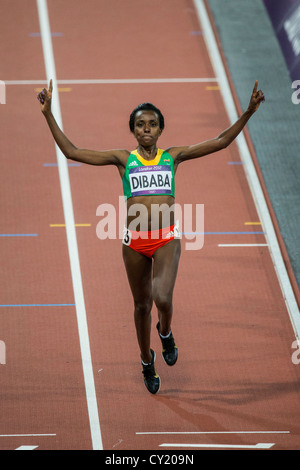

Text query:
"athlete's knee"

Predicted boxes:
[[153, 291, 172, 314], [134, 298, 153, 316]]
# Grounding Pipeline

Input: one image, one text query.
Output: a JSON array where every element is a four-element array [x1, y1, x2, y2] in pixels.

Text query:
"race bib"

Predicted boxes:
[[129, 165, 173, 197]]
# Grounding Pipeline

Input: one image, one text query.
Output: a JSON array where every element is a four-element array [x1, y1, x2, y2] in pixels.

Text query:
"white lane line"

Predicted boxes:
[[159, 443, 275, 449], [4, 78, 218, 85], [0, 434, 56, 437], [15, 446, 39, 451], [137, 431, 289, 435], [218, 244, 269, 247], [37, 0, 103, 451], [193, 0, 300, 340]]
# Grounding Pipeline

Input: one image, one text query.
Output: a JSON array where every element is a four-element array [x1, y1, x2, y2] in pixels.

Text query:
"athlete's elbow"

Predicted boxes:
[[65, 146, 79, 160], [217, 136, 230, 150]]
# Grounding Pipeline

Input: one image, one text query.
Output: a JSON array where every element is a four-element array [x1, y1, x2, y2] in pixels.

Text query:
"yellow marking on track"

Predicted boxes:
[[205, 85, 220, 90], [57, 88, 72, 92]]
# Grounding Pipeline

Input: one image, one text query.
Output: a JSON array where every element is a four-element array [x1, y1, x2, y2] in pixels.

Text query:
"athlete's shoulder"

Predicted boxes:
[[112, 149, 131, 167], [164, 147, 180, 158]]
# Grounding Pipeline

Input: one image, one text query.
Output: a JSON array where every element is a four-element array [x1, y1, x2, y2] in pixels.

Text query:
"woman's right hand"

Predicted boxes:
[[37, 79, 53, 114]]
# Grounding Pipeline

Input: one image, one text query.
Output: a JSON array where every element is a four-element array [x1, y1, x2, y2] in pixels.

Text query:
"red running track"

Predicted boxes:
[[0, 0, 300, 450]]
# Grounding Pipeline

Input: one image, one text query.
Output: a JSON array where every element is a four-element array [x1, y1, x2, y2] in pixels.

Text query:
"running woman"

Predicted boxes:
[[38, 80, 264, 394]]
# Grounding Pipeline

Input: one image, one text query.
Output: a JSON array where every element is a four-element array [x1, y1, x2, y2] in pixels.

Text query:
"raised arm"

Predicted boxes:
[[37, 80, 128, 167], [170, 81, 265, 166]]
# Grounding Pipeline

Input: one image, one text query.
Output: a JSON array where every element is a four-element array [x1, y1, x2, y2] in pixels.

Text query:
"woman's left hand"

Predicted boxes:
[[248, 80, 265, 113]]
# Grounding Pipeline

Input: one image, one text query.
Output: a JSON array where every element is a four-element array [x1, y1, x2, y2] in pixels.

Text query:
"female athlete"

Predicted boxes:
[[38, 80, 264, 394]]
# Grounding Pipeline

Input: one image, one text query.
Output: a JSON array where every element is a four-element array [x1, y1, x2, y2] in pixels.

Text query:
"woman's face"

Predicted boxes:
[[133, 110, 162, 146]]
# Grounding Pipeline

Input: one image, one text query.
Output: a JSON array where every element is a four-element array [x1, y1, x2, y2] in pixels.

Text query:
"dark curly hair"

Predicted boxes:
[[129, 103, 165, 133]]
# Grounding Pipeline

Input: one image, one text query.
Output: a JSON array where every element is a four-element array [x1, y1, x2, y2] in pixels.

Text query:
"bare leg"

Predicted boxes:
[[152, 239, 181, 336], [122, 244, 153, 364]]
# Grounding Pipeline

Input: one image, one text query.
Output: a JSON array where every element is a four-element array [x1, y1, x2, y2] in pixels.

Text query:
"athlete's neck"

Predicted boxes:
[[137, 145, 158, 160]]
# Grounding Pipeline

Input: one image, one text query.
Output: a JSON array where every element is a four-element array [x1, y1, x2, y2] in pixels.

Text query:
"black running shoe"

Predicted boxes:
[[142, 349, 161, 394], [156, 322, 178, 366]]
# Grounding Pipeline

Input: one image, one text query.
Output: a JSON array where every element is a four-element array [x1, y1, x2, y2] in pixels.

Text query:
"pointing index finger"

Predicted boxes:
[[253, 80, 258, 94]]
